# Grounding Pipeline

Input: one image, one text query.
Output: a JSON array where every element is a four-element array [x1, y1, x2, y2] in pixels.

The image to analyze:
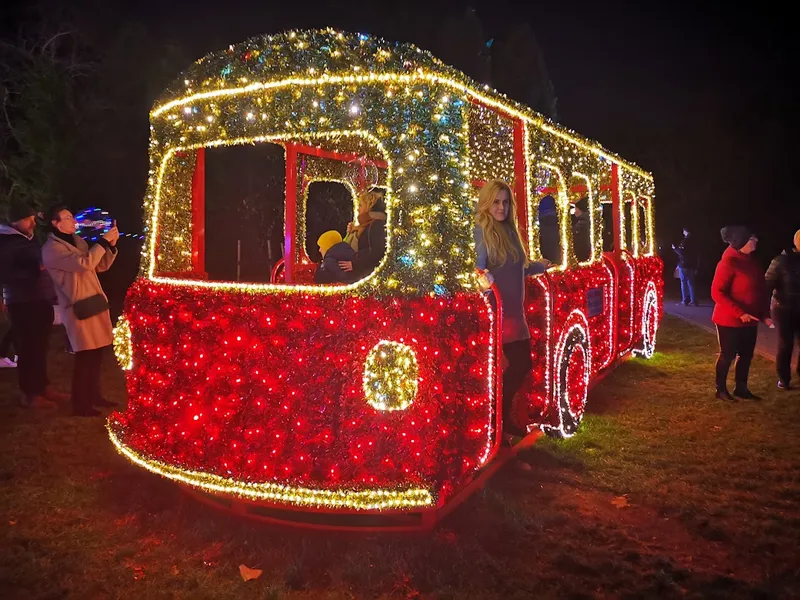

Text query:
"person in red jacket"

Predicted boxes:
[[711, 226, 773, 400]]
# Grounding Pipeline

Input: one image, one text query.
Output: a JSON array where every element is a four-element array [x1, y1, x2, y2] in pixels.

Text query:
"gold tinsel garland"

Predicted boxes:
[[140, 29, 655, 292]]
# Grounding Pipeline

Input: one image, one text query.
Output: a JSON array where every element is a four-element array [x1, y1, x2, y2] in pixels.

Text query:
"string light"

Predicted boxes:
[[113, 316, 134, 371], [142, 29, 653, 288], [633, 281, 659, 359], [363, 341, 419, 411], [109, 281, 495, 511], [544, 311, 591, 438], [108, 424, 433, 510], [601, 262, 616, 369], [111, 29, 662, 517]]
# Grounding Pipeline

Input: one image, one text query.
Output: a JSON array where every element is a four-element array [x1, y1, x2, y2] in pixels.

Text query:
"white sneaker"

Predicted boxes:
[[0, 357, 17, 369]]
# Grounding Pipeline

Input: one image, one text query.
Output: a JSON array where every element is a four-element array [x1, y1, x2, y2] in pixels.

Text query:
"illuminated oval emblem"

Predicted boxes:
[[113, 315, 133, 371], [363, 341, 419, 411]]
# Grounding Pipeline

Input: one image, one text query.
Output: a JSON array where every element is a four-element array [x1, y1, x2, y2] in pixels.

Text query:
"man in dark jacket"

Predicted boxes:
[[765, 229, 800, 389], [538, 195, 562, 264], [0, 202, 68, 408], [572, 197, 591, 263], [672, 227, 700, 306], [314, 230, 356, 284]]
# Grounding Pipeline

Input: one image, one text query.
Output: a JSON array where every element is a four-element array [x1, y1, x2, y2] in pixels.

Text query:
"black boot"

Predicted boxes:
[[715, 389, 736, 401], [733, 387, 762, 401]]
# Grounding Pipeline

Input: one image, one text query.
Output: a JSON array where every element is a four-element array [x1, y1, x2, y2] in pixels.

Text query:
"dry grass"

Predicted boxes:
[[1, 314, 799, 599]]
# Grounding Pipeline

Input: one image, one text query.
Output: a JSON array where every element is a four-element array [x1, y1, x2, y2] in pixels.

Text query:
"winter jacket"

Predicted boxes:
[[572, 212, 591, 262], [0, 224, 57, 305], [538, 214, 562, 264], [765, 249, 800, 311], [674, 235, 699, 269], [711, 245, 768, 327], [315, 241, 357, 284], [42, 232, 117, 351], [352, 211, 387, 279]]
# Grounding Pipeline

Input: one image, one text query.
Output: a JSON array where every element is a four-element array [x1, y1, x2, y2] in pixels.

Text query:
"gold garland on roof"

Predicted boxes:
[[153, 28, 653, 181], [140, 29, 654, 293]]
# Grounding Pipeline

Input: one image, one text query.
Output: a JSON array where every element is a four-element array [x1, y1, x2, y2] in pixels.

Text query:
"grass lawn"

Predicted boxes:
[[1, 314, 799, 599]]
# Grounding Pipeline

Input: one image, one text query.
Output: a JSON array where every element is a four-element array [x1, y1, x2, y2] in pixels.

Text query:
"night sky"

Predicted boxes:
[[4, 0, 798, 274]]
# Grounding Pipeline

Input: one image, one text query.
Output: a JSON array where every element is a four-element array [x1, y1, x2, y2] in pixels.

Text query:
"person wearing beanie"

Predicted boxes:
[[571, 196, 591, 262], [765, 228, 800, 389], [0, 202, 68, 408], [710, 226, 772, 401], [537, 195, 562, 264], [314, 230, 356, 284], [42, 205, 119, 417]]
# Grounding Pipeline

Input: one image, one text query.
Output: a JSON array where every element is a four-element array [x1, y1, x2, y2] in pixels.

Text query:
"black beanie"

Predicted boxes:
[[6, 202, 37, 223], [575, 197, 589, 212], [720, 225, 751, 251]]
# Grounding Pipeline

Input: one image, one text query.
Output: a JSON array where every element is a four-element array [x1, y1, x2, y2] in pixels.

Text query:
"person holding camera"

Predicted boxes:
[[42, 206, 119, 417]]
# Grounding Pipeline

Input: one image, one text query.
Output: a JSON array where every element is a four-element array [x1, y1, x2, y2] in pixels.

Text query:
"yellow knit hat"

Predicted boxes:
[[317, 230, 342, 256], [794, 229, 800, 250]]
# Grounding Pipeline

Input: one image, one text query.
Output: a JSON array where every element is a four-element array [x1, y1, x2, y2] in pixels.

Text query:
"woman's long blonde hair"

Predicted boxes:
[[475, 179, 529, 266]]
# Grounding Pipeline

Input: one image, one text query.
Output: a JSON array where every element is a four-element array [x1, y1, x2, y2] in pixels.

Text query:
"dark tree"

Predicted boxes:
[[0, 25, 92, 215], [491, 23, 558, 120], [436, 7, 491, 85]]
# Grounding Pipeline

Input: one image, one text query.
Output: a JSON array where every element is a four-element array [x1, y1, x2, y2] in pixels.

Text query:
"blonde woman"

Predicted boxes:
[[339, 188, 386, 279], [475, 179, 549, 439]]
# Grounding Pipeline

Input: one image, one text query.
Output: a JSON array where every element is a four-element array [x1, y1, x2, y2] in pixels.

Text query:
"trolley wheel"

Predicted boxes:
[[545, 323, 591, 438]]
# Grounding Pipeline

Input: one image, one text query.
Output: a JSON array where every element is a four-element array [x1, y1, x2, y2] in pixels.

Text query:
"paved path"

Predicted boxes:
[[663, 300, 780, 361]]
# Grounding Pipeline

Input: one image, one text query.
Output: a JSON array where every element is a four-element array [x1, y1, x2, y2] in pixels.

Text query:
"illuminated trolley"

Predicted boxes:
[[110, 29, 663, 530]]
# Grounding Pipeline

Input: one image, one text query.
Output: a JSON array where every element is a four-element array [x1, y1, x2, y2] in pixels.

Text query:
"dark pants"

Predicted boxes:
[[678, 267, 697, 304], [715, 325, 757, 392], [72, 347, 106, 411], [775, 306, 800, 384], [7, 301, 53, 397], [502, 338, 533, 428], [0, 327, 14, 358]]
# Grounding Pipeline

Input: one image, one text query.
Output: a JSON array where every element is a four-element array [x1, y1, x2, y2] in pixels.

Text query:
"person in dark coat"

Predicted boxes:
[[711, 226, 773, 401], [0, 202, 68, 408], [314, 230, 356, 284], [765, 229, 800, 389], [537, 195, 562, 265], [672, 227, 700, 306], [572, 196, 591, 262], [339, 189, 386, 280]]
